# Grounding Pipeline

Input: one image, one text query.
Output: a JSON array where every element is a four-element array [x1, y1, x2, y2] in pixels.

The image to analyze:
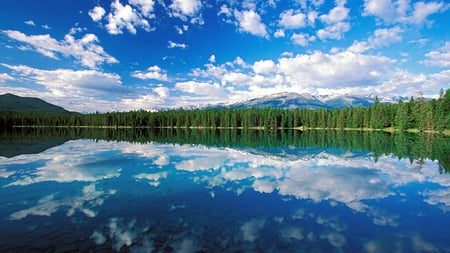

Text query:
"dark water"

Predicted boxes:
[[0, 129, 449, 252]]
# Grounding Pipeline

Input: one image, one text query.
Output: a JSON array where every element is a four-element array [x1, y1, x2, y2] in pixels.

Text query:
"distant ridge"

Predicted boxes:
[[209, 92, 393, 110], [0, 93, 73, 114]]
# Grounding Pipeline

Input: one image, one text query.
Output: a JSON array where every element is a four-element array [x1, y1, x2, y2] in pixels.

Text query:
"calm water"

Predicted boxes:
[[0, 129, 449, 252]]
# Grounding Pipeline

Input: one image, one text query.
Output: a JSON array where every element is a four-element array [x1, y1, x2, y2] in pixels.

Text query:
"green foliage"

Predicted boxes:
[[1, 89, 449, 132]]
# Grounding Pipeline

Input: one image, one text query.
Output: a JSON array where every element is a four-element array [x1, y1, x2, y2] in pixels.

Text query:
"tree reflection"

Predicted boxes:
[[1, 127, 449, 172]]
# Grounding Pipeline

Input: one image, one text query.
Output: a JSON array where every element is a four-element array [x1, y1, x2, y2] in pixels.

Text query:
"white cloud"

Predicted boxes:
[[170, 0, 203, 20], [168, 40, 188, 49], [120, 93, 167, 110], [316, 1, 350, 41], [0, 72, 15, 83], [222, 72, 252, 85], [363, 0, 400, 23], [2, 64, 126, 97], [319, 4, 349, 24], [129, 0, 156, 18], [410, 1, 444, 24], [291, 33, 316, 46], [218, 4, 232, 17], [105, 0, 152, 35], [234, 9, 269, 38], [317, 22, 350, 40], [252, 59, 276, 74], [2, 30, 118, 69], [209, 54, 216, 63], [89, 6, 106, 22], [363, 0, 445, 25], [279, 9, 307, 29], [274, 29, 285, 38], [131, 65, 169, 81], [153, 86, 170, 99], [175, 81, 224, 97], [349, 26, 404, 53], [24, 20, 36, 26], [369, 26, 404, 48], [277, 50, 394, 88], [422, 42, 450, 67], [307, 10, 319, 26]]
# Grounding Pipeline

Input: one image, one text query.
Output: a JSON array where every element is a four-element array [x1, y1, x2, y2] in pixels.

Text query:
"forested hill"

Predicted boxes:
[[0, 93, 72, 114]]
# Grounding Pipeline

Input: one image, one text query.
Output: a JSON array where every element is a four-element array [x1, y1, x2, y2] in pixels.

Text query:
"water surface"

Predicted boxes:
[[0, 129, 449, 252]]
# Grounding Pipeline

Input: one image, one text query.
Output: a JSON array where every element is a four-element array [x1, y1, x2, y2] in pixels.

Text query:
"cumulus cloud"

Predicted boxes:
[[278, 9, 307, 29], [319, 3, 349, 24], [316, 1, 351, 40], [252, 59, 276, 74], [129, 0, 156, 18], [153, 86, 170, 99], [349, 26, 404, 53], [363, 0, 445, 25], [317, 21, 350, 40], [2, 30, 118, 69], [291, 33, 316, 46], [209, 54, 216, 63], [234, 9, 269, 38], [175, 81, 225, 97], [104, 0, 152, 34], [89, 6, 106, 22], [132, 65, 169, 81], [170, 0, 203, 21], [274, 29, 285, 38], [422, 42, 450, 67], [277, 50, 394, 88]]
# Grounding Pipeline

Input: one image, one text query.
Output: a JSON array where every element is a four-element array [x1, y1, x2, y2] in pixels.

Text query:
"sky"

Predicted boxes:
[[0, 0, 449, 112]]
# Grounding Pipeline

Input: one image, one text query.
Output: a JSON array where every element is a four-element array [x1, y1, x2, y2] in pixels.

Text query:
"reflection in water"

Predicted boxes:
[[0, 130, 449, 252]]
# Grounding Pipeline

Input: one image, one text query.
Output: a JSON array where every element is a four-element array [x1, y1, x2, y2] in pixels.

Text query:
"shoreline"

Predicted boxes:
[[10, 125, 450, 135]]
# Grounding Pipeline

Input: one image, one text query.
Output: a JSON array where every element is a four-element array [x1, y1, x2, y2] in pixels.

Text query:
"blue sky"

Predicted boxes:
[[0, 0, 449, 112]]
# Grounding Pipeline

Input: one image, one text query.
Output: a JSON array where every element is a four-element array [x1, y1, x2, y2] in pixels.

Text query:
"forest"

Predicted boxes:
[[1, 89, 449, 132]]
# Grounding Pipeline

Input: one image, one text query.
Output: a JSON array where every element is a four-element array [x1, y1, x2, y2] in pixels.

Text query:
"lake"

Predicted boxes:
[[0, 128, 449, 252]]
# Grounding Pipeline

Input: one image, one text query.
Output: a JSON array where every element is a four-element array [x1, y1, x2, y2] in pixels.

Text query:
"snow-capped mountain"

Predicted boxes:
[[319, 94, 374, 108], [210, 92, 389, 110], [226, 92, 328, 109]]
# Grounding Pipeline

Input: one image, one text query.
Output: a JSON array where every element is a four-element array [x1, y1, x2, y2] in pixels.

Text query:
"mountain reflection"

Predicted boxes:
[[0, 128, 449, 252]]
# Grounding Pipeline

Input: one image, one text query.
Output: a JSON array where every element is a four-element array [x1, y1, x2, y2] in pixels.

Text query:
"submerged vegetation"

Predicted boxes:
[[1, 89, 449, 132]]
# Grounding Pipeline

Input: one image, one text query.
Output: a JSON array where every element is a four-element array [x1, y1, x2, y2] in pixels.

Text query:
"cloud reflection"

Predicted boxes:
[[10, 183, 115, 220]]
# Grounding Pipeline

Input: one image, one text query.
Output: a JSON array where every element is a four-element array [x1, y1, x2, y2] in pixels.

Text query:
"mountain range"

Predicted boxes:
[[1, 92, 408, 114], [210, 92, 407, 110]]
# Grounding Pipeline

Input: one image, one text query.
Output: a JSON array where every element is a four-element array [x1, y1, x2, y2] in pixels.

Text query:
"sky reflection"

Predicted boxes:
[[0, 139, 449, 252]]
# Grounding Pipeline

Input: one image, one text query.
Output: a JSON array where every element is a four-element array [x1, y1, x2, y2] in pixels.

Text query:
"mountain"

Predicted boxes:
[[212, 92, 378, 110], [320, 94, 374, 108], [226, 92, 329, 109], [0, 93, 73, 114]]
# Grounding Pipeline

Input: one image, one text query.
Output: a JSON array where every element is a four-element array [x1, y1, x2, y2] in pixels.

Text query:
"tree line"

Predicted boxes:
[[1, 89, 449, 132]]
